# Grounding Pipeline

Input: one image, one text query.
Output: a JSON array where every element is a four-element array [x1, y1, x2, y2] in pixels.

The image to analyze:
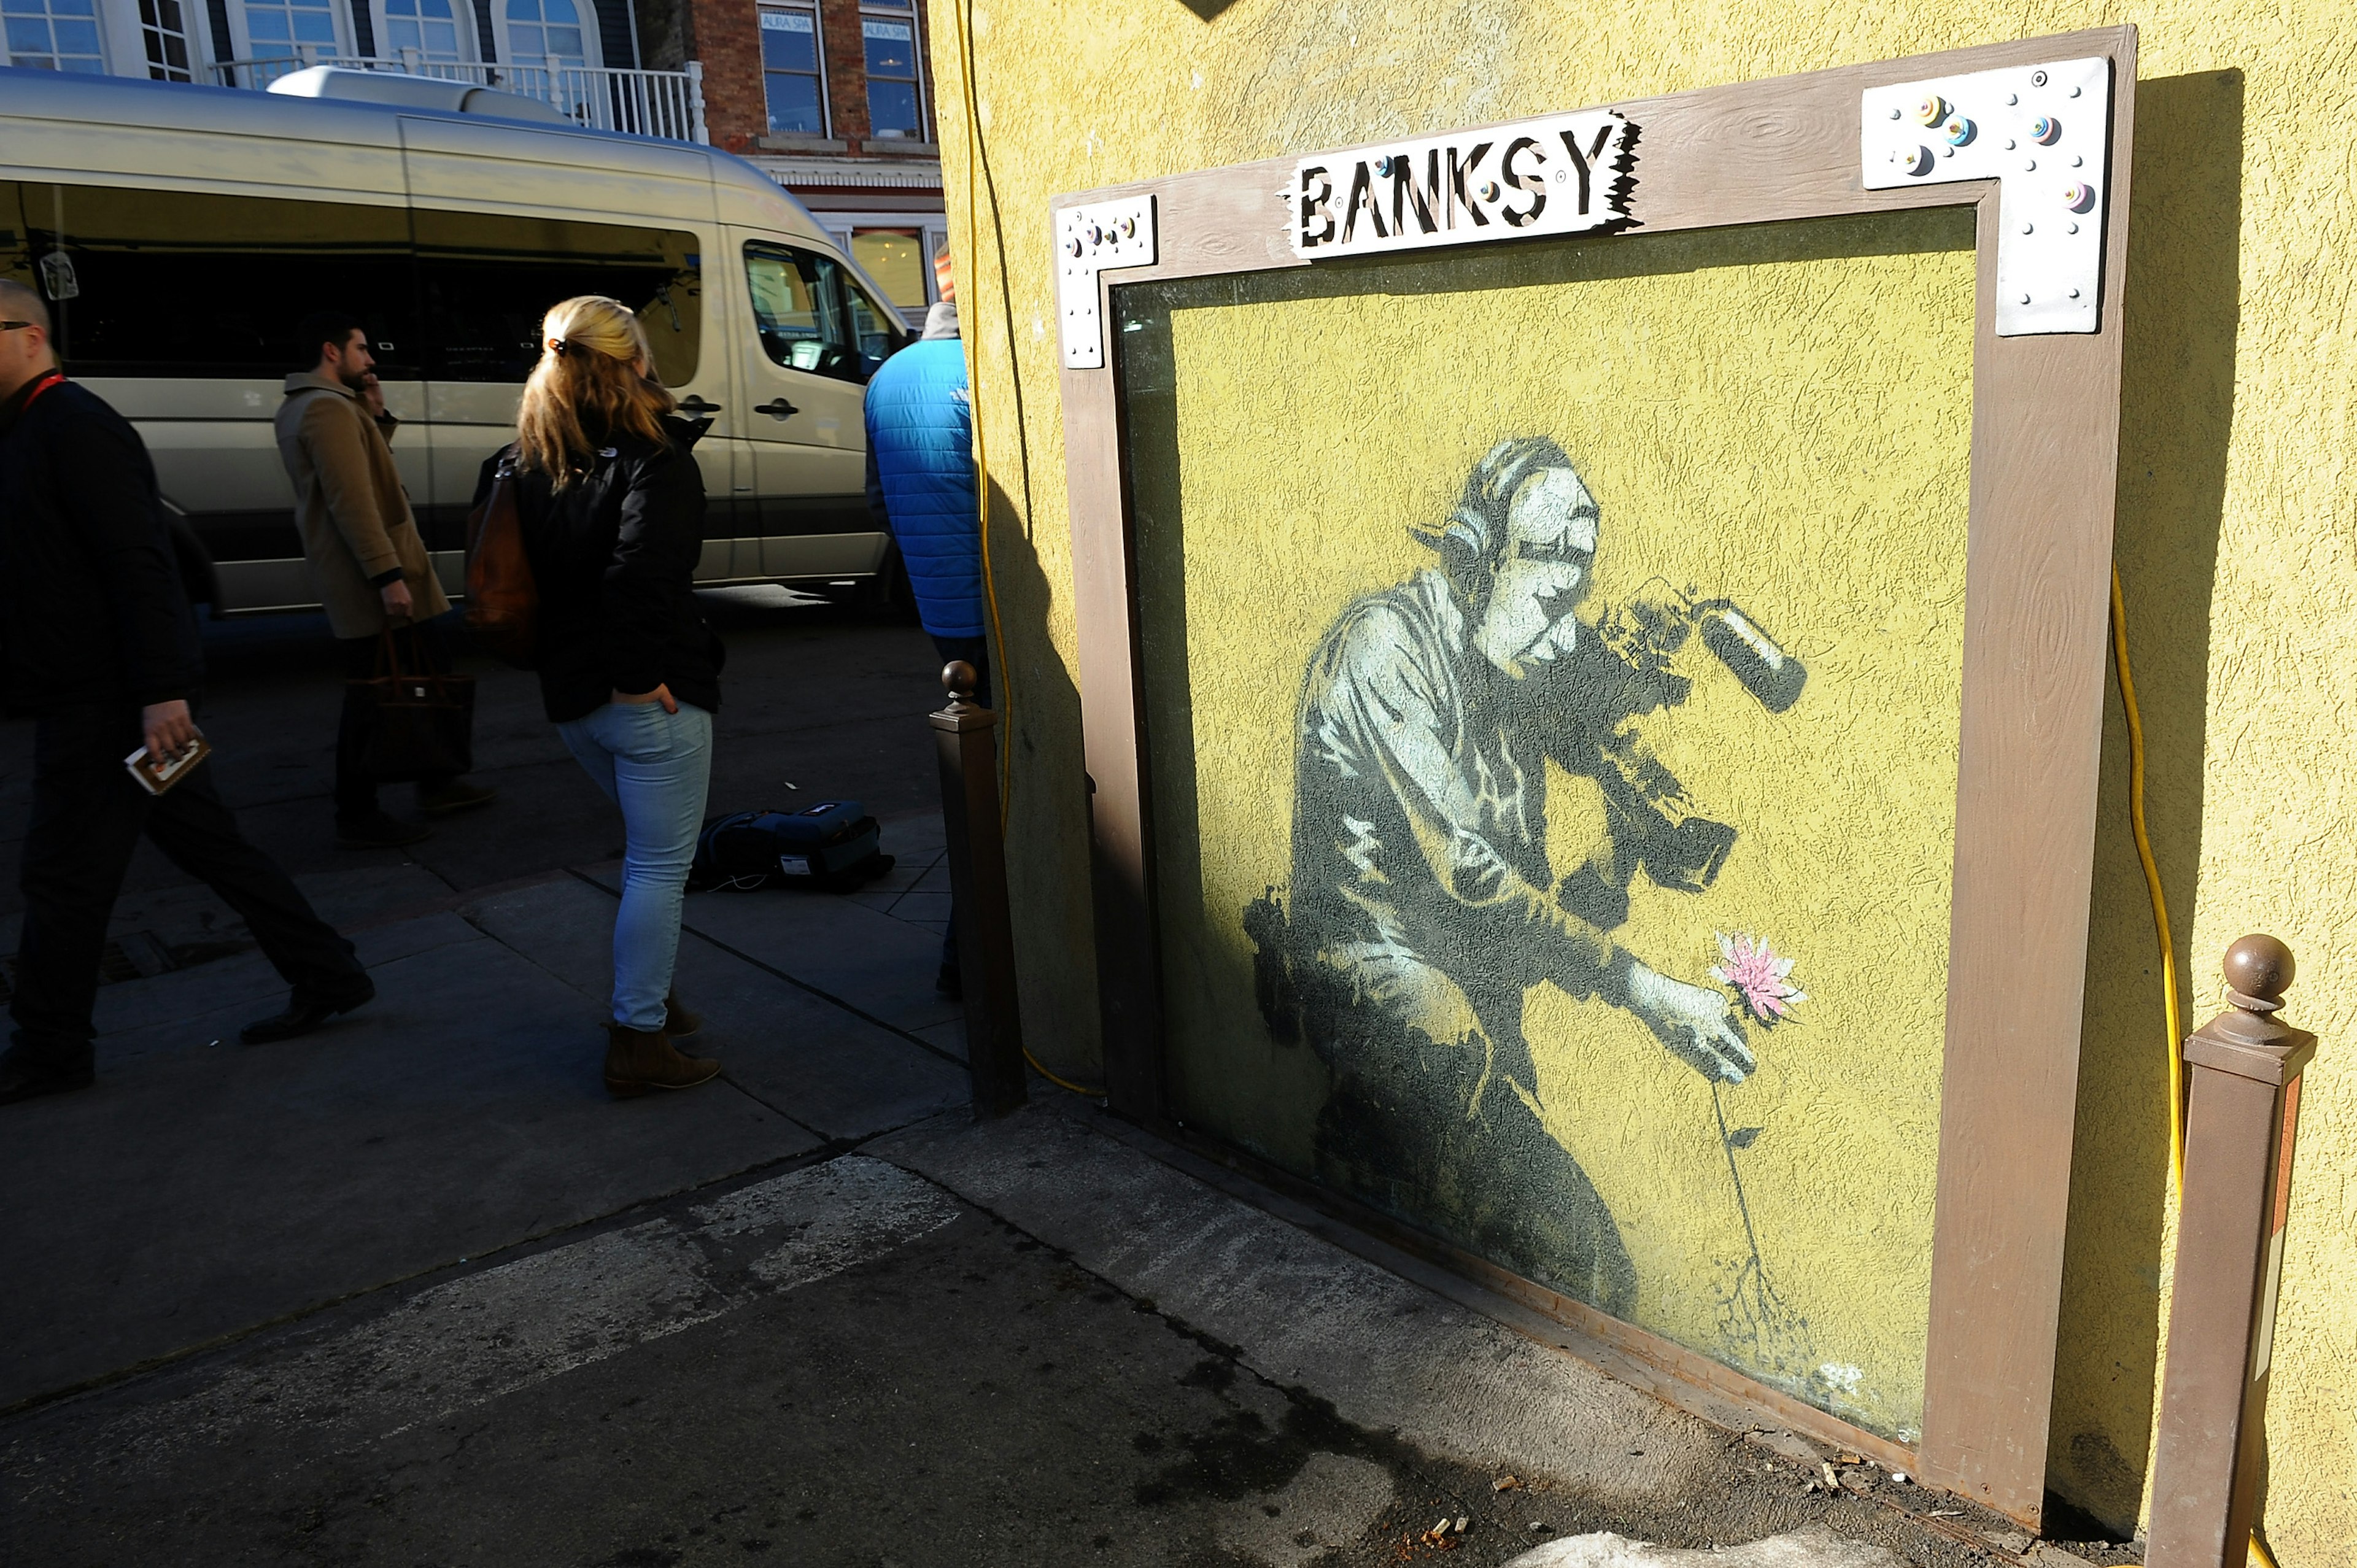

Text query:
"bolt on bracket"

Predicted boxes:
[[1860, 56, 2112, 336], [1056, 195, 1158, 370]]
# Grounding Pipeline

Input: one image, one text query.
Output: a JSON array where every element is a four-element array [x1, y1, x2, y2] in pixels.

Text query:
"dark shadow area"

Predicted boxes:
[[949, 3, 1105, 1084], [2045, 68, 2243, 1536], [1175, 0, 1240, 18], [979, 476, 1104, 1084], [0, 589, 945, 925]]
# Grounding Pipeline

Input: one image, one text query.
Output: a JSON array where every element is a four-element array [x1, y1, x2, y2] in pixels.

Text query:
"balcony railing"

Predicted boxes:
[[208, 51, 708, 144]]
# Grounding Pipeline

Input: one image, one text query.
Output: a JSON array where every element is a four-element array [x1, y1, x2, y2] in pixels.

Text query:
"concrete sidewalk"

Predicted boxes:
[[0, 813, 2122, 1567], [0, 810, 965, 1411]]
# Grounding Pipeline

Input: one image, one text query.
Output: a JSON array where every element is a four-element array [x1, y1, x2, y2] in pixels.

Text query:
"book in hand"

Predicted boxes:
[[124, 735, 211, 796]]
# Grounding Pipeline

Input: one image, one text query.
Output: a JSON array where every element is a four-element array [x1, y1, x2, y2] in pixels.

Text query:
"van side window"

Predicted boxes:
[[844, 279, 904, 380], [744, 240, 904, 384], [0, 180, 416, 378], [414, 210, 702, 386]]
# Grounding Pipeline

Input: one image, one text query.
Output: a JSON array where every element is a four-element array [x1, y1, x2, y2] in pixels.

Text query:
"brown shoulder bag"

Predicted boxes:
[[465, 458, 540, 669]]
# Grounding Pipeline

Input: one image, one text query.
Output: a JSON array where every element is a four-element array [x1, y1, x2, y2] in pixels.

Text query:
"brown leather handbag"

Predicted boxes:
[[465, 458, 540, 668], [351, 625, 476, 781]]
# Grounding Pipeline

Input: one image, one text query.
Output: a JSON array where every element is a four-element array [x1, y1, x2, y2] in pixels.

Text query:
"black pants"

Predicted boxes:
[[337, 622, 455, 819], [11, 702, 366, 1071], [930, 635, 991, 972]]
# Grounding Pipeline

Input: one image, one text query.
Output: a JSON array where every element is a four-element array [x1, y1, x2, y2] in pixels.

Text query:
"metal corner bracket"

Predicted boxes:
[[1861, 56, 2112, 335], [1056, 195, 1159, 371]]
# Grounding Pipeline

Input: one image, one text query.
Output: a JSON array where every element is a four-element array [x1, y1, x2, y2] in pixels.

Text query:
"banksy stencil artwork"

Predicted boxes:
[[1118, 209, 1980, 1443], [1244, 434, 1806, 1318]]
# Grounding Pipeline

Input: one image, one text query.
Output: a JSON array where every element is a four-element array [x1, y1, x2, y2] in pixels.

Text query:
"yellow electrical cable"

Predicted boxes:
[[948, 0, 1105, 1102], [2114, 562, 2279, 1567], [948, 0, 1014, 831], [2111, 563, 2186, 1196]]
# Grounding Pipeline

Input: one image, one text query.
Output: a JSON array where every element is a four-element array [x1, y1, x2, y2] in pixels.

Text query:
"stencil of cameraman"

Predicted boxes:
[[1260, 435, 1754, 1310]]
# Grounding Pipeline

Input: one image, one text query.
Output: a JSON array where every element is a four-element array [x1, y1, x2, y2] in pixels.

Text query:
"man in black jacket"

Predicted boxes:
[[0, 279, 375, 1106]]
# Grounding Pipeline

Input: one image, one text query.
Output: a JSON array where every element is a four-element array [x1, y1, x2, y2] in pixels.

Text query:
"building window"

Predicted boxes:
[[503, 0, 588, 71], [138, 0, 193, 79], [4, 0, 107, 72], [242, 0, 342, 58], [860, 4, 923, 139], [851, 230, 926, 312], [759, 6, 823, 134], [384, 0, 467, 61]]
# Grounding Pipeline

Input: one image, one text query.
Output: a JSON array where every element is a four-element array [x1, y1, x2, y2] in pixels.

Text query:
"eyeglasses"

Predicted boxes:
[[0, 321, 37, 332]]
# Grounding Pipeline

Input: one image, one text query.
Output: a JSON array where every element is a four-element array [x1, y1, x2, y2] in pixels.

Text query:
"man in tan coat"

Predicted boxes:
[[276, 312, 493, 848]]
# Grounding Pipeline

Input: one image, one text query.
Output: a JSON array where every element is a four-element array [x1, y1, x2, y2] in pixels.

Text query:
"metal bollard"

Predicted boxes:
[[2147, 935, 2316, 1568], [930, 661, 1028, 1118]]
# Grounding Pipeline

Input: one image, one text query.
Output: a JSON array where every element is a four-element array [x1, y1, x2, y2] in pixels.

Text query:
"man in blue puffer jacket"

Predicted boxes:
[[865, 249, 985, 996], [865, 249, 988, 704]]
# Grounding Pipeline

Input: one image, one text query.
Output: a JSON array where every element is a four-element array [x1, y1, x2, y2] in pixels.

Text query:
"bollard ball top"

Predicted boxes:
[[942, 660, 978, 698], [2223, 933, 2294, 1010]]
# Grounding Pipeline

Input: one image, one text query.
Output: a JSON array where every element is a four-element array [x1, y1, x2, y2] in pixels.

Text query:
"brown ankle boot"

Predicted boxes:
[[663, 989, 702, 1040], [603, 1021, 720, 1098]]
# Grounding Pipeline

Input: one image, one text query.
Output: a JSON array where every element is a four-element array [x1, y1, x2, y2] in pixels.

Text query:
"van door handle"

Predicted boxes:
[[678, 395, 721, 417], [754, 398, 799, 420]]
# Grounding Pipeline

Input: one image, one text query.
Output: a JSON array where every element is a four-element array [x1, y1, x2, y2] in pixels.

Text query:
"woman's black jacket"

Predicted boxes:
[[474, 415, 722, 724]]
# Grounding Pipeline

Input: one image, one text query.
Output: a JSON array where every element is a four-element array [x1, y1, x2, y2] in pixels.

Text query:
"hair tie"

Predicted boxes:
[[548, 338, 570, 357]]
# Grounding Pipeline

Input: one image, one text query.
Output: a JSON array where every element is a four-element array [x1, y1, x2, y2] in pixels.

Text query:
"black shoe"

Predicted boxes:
[[418, 779, 497, 816], [336, 812, 432, 850], [0, 1045, 95, 1106], [241, 976, 377, 1045], [935, 964, 962, 1000]]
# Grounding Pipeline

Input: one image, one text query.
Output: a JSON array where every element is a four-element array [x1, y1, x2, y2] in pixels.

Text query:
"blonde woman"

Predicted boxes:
[[474, 296, 724, 1097]]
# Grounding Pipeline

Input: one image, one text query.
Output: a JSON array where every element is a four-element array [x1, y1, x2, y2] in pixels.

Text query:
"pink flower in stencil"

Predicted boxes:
[[1709, 932, 1807, 1022]]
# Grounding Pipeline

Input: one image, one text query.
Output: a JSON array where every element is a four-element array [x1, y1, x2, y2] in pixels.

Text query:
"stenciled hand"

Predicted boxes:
[[141, 699, 200, 762], [1625, 960, 1755, 1084]]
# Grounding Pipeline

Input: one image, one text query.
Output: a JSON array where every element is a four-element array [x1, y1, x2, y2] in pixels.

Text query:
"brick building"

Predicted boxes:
[[640, 0, 946, 315]]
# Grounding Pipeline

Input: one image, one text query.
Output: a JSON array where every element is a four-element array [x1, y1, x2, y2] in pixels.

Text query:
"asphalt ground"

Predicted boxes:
[[0, 592, 2135, 1567]]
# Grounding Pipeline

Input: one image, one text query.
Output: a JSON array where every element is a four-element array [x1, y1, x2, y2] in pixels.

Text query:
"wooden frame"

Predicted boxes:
[[1056, 28, 2137, 1531]]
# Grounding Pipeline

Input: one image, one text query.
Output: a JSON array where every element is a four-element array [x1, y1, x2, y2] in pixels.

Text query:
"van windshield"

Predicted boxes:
[[744, 240, 902, 384]]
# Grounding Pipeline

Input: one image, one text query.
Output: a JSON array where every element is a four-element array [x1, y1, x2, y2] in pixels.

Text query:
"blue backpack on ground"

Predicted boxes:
[[690, 801, 889, 892]]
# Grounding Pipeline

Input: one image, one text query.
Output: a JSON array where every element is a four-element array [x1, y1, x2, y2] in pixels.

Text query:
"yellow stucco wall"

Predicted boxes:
[[931, 1, 2357, 1552]]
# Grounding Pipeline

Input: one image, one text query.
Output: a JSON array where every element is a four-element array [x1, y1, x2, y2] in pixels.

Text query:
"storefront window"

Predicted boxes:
[[851, 230, 926, 311]]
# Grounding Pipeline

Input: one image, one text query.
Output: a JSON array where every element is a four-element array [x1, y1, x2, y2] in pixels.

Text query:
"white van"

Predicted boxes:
[[0, 66, 913, 612]]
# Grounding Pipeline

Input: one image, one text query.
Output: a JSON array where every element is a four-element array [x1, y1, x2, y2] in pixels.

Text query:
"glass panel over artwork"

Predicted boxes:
[[1114, 207, 1978, 1445]]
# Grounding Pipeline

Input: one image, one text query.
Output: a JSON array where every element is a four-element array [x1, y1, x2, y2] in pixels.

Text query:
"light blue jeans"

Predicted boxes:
[[557, 700, 714, 1030]]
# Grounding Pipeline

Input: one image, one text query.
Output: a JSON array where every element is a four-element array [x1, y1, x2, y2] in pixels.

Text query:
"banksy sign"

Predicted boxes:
[[1289, 110, 1636, 260]]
